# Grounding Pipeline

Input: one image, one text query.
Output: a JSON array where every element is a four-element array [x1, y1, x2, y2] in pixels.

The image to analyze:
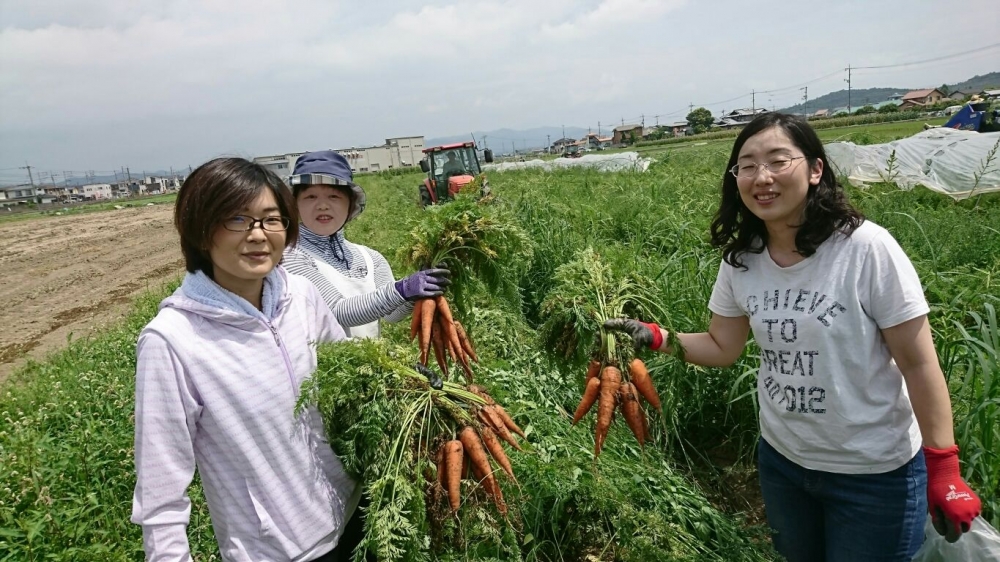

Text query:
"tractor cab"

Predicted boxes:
[[418, 141, 493, 206]]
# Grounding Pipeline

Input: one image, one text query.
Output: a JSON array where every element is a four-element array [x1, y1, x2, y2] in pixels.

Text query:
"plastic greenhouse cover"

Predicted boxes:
[[825, 128, 1000, 200], [483, 152, 653, 173]]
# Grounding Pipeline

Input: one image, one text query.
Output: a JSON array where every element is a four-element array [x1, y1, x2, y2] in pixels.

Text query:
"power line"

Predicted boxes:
[[854, 41, 1000, 70]]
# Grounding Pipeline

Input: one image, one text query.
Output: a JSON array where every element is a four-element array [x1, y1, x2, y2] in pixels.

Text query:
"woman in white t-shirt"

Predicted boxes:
[[605, 113, 981, 562]]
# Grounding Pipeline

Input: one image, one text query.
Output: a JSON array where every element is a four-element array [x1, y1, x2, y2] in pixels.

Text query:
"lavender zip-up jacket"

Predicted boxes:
[[131, 267, 356, 561]]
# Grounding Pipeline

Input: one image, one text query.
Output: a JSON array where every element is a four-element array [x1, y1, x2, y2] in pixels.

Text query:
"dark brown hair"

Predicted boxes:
[[174, 157, 298, 276], [710, 112, 863, 270]]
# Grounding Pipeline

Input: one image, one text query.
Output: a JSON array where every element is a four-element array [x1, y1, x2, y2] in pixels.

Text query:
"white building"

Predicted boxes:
[[81, 183, 113, 200], [253, 136, 425, 176]]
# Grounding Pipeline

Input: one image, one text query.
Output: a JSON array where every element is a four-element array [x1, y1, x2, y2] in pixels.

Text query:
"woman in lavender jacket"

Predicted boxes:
[[131, 158, 357, 561]]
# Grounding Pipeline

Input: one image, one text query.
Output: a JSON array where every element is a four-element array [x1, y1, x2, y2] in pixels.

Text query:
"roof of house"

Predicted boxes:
[[613, 124, 643, 132], [871, 100, 903, 109], [813, 109, 829, 117], [726, 108, 767, 117], [669, 121, 689, 128], [902, 88, 943, 101]]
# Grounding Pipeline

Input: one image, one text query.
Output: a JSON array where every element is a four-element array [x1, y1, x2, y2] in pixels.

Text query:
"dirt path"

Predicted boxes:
[[0, 204, 184, 382]]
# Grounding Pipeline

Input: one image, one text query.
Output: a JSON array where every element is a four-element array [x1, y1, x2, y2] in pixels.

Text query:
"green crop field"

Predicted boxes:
[[2, 134, 998, 560]]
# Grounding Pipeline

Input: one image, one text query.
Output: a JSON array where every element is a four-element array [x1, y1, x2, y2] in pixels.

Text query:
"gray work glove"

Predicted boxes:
[[415, 363, 443, 390], [394, 268, 451, 301], [602, 318, 663, 352]]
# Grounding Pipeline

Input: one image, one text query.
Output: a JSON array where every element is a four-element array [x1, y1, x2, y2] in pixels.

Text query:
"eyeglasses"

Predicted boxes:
[[729, 156, 805, 178], [221, 215, 291, 232]]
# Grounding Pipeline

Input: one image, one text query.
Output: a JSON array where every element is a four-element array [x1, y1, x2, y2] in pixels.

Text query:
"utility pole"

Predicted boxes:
[[845, 64, 853, 114], [800, 87, 808, 117], [561, 125, 565, 140], [126, 167, 132, 181], [20, 162, 35, 186], [598, 121, 601, 136], [752, 89, 755, 113], [546, 134, 551, 153], [482, 135, 488, 150], [641, 114, 645, 127]]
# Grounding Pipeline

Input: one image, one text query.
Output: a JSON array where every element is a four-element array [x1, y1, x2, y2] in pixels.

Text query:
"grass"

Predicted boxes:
[[1, 132, 998, 559]]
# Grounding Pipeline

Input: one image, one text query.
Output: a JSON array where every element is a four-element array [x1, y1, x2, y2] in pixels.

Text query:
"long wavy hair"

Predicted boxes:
[[710, 112, 863, 270]]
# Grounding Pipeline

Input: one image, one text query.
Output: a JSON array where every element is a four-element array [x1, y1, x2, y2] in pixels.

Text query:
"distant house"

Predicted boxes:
[[899, 88, 946, 109], [550, 137, 577, 153], [612, 124, 643, 144], [668, 121, 690, 136], [0, 184, 55, 206], [948, 90, 976, 101], [811, 109, 829, 119], [81, 183, 113, 200], [714, 118, 745, 129], [871, 100, 903, 111], [887, 93, 905, 101], [982, 89, 1000, 100], [723, 108, 767, 123]]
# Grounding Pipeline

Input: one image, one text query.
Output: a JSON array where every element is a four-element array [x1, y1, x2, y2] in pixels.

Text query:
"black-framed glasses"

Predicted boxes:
[[221, 215, 291, 232], [729, 156, 805, 178]]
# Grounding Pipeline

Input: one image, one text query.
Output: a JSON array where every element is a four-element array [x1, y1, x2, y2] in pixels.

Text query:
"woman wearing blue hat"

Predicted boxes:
[[282, 150, 450, 339]]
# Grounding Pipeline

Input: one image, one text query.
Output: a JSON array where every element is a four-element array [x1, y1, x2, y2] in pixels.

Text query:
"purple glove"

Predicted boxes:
[[394, 268, 451, 301]]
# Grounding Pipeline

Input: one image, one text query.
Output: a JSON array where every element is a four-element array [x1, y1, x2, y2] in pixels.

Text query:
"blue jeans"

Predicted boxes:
[[758, 438, 927, 562]]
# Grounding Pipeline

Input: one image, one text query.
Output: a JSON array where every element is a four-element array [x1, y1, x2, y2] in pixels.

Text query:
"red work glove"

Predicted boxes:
[[924, 444, 981, 543], [602, 319, 664, 351]]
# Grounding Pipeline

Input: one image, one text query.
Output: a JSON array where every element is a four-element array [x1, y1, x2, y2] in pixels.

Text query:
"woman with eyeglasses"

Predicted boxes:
[[131, 157, 358, 561], [280, 150, 450, 340], [605, 113, 980, 561]]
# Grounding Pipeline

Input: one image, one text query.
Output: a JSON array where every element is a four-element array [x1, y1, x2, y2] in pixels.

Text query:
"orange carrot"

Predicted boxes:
[[435, 297, 466, 364], [572, 376, 602, 425], [455, 321, 480, 363], [460, 426, 507, 515], [492, 403, 526, 439], [468, 385, 494, 404], [479, 426, 515, 481], [436, 443, 447, 489], [629, 358, 661, 410], [478, 406, 521, 451], [618, 382, 645, 447], [410, 299, 424, 342], [585, 359, 601, 382], [594, 366, 621, 456], [432, 323, 450, 377], [443, 439, 464, 512], [419, 297, 437, 365]]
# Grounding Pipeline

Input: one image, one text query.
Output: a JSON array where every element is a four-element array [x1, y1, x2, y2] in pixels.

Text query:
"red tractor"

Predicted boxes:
[[418, 141, 493, 206]]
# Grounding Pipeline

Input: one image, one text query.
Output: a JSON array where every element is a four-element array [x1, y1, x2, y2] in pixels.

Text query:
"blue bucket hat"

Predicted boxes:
[[288, 150, 367, 222]]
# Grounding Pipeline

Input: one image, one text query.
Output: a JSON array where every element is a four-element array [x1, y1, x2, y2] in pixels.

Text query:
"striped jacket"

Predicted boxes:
[[282, 227, 413, 327], [131, 267, 356, 561]]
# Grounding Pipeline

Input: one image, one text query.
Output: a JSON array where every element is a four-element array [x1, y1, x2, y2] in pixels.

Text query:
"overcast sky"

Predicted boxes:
[[1, 0, 998, 182]]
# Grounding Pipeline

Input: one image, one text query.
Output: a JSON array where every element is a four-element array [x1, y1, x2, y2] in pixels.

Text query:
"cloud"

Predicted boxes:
[[1, 0, 998, 172]]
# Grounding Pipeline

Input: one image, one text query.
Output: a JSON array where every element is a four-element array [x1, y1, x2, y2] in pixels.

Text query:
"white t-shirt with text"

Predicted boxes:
[[709, 221, 927, 473]]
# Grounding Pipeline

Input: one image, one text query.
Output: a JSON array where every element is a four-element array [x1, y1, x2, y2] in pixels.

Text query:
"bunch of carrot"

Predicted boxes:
[[435, 385, 524, 516], [572, 357, 661, 456], [411, 295, 479, 382]]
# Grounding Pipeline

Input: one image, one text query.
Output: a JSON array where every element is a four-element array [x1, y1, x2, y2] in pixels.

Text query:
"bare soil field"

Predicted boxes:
[[0, 204, 183, 381]]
